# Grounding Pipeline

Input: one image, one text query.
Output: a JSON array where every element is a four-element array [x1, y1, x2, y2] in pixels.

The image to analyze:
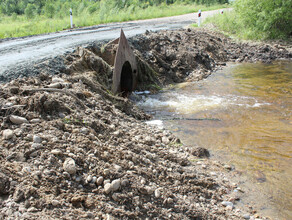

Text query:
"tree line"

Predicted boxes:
[[0, 0, 228, 18]]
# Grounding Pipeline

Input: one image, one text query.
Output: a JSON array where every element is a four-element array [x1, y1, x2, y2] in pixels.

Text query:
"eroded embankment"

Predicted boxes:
[[0, 28, 291, 220]]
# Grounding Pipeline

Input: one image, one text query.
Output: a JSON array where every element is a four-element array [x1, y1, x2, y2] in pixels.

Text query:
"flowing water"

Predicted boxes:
[[137, 61, 292, 219]]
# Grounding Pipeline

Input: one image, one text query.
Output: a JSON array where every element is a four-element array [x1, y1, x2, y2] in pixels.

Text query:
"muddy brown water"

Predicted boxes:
[[137, 61, 292, 219]]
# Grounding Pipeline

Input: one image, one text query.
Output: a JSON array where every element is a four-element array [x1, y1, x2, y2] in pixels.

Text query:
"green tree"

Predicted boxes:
[[44, 2, 55, 18], [24, 3, 35, 19], [234, 0, 292, 39]]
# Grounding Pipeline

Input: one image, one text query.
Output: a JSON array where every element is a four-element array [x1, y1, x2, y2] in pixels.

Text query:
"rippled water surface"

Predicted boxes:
[[137, 61, 292, 219]]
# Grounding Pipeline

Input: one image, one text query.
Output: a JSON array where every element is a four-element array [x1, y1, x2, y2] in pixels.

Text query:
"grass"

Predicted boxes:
[[0, 3, 228, 39], [203, 9, 291, 40]]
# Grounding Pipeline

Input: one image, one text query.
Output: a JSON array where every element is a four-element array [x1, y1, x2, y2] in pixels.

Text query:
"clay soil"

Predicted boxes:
[[0, 28, 291, 220]]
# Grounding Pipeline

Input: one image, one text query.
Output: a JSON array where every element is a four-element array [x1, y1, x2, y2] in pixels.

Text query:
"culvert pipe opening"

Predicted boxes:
[[120, 61, 133, 97]]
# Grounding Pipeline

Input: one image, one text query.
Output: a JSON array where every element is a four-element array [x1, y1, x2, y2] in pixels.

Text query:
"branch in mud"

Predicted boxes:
[[70, 76, 150, 120], [22, 88, 86, 109]]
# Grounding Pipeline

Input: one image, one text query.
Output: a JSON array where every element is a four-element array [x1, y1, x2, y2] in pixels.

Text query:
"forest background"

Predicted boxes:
[[0, 0, 228, 39]]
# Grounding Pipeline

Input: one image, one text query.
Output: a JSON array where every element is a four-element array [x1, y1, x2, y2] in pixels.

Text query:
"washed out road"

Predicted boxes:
[[0, 9, 227, 80]]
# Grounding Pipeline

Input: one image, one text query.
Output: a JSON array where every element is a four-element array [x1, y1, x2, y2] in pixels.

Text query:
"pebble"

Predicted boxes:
[[104, 183, 112, 194], [51, 200, 60, 206], [162, 136, 170, 145], [154, 189, 161, 198], [96, 176, 104, 186], [80, 127, 89, 135], [47, 82, 63, 89], [86, 175, 93, 183], [114, 164, 122, 172], [52, 77, 65, 83], [92, 176, 97, 183], [63, 158, 77, 175], [121, 179, 129, 187], [103, 169, 110, 176], [2, 129, 14, 140], [221, 201, 234, 208], [27, 207, 38, 212], [10, 115, 28, 124], [51, 149, 63, 156], [30, 119, 41, 123], [243, 214, 251, 219], [111, 179, 121, 192], [33, 135, 42, 143]]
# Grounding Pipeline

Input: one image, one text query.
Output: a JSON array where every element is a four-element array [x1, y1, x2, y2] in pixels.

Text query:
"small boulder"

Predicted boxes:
[[10, 115, 28, 125], [63, 158, 77, 175], [2, 129, 14, 140]]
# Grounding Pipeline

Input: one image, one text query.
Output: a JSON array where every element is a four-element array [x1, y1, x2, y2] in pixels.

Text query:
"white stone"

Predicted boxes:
[[2, 129, 14, 140], [10, 115, 28, 124], [47, 83, 62, 89], [30, 119, 41, 123], [155, 189, 161, 198], [51, 149, 63, 156], [63, 158, 76, 175], [52, 77, 64, 83], [111, 179, 121, 192], [96, 176, 104, 186], [104, 183, 112, 194], [86, 175, 93, 183], [33, 135, 42, 143], [80, 127, 89, 135], [162, 136, 170, 145], [51, 200, 60, 206]]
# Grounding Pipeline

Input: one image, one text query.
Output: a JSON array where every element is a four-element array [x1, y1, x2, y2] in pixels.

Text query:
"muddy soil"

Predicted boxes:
[[1, 28, 291, 219]]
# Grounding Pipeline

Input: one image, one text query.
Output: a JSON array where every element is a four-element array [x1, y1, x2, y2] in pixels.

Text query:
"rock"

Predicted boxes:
[[33, 135, 42, 143], [191, 147, 210, 158], [96, 176, 104, 186], [13, 187, 25, 202], [30, 119, 41, 123], [154, 189, 161, 198], [2, 129, 14, 140], [104, 183, 112, 194], [63, 158, 77, 175], [243, 214, 251, 219], [121, 179, 129, 187], [10, 115, 28, 125], [51, 200, 60, 206], [162, 136, 170, 145], [51, 149, 63, 156], [47, 82, 63, 89], [0, 173, 10, 195], [86, 175, 93, 183], [92, 176, 97, 183], [103, 169, 110, 176], [114, 164, 122, 172], [80, 127, 89, 135], [111, 179, 121, 192], [221, 201, 234, 208], [52, 77, 65, 83]]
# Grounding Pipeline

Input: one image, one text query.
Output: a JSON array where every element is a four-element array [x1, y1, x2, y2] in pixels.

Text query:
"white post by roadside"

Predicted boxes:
[[198, 9, 202, 27], [70, 8, 73, 29]]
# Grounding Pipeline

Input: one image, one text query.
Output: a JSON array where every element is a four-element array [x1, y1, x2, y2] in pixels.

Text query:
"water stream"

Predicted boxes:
[[137, 61, 292, 219]]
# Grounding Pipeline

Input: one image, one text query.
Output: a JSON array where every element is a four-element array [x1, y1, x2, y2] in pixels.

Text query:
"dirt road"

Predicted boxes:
[[0, 9, 227, 81]]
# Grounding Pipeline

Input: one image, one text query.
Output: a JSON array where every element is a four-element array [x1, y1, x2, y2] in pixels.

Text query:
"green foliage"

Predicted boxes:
[[24, 3, 36, 19], [0, 0, 228, 39], [44, 2, 55, 18], [205, 0, 292, 40]]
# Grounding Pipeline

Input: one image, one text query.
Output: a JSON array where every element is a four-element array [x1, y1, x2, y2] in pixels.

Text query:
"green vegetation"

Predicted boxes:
[[0, 0, 228, 39], [204, 0, 292, 40]]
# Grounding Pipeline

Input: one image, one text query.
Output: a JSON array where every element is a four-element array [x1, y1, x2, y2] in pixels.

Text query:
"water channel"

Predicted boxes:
[[137, 61, 292, 219]]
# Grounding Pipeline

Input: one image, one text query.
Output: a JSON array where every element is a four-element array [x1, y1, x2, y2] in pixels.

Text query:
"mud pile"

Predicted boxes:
[[0, 73, 259, 219], [131, 28, 291, 83], [1, 27, 288, 219]]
